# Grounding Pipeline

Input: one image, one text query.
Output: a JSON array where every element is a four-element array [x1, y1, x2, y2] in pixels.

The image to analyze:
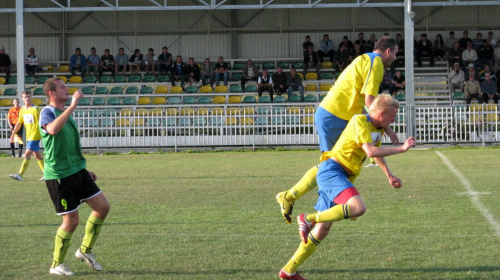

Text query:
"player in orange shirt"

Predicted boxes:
[[7, 98, 24, 158]]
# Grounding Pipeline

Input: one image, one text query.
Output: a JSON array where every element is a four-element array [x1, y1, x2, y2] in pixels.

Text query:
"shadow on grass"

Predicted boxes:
[[308, 266, 500, 274]]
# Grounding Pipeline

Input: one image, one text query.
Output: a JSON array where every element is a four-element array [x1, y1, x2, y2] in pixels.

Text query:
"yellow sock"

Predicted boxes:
[[37, 159, 44, 172], [81, 214, 104, 254], [289, 165, 318, 200], [18, 159, 30, 176], [52, 228, 73, 268], [282, 232, 321, 274], [370, 158, 376, 164], [306, 204, 350, 223]]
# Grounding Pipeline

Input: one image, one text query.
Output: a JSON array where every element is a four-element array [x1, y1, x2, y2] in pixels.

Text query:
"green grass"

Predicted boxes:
[[1, 149, 499, 279]]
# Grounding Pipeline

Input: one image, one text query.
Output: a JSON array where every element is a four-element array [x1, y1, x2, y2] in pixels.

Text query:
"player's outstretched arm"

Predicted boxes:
[[362, 136, 415, 158], [373, 157, 402, 188]]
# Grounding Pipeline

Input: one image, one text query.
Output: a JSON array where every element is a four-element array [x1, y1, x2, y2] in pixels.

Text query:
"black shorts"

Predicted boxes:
[[11, 124, 23, 138], [45, 169, 101, 215]]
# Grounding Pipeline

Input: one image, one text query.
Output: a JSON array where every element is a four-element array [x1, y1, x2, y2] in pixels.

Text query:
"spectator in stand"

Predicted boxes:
[[303, 45, 320, 77], [487, 31, 497, 48], [481, 72, 499, 104], [0, 46, 11, 80], [86, 47, 100, 77], [364, 34, 377, 53], [158, 47, 172, 74], [459, 31, 473, 50], [416, 33, 434, 67], [479, 65, 497, 83], [287, 68, 304, 101], [214, 56, 229, 86], [201, 58, 214, 87], [25, 47, 39, 77], [338, 36, 354, 55], [258, 69, 274, 102], [477, 39, 494, 69], [448, 41, 463, 68], [465, 63, 479, 80], [472, 33, 483, 51], [434, 34, 446, 61], [390, 70, 405, 96], [318, 34, 335, 63], [352, 43, 364, 61], [333, 45, 348, 73], [272, 66, 288, 95], [494, 41, 500, 72], [144, 48, 157, 75], [169, 55, 187, 89], [448, 62, 465, 93], [379, 68, 392, 93], [391, 33, 405, 74], [302, 35, 314, 56], [355, 33, 366, 52], [114, 47, 128, 75], [446, 31, 458, 50], [241, 59, 259, 91], [462, 42, 478, 69], [129, 49, 143, 74], [99, 49, 114, 77], [464, 75, 483, 104], [186, 57, 200, 86], [69, 48, 86, 77]]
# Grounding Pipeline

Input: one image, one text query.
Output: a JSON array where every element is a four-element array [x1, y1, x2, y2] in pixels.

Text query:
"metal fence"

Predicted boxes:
[[0, 104, 498, 151]]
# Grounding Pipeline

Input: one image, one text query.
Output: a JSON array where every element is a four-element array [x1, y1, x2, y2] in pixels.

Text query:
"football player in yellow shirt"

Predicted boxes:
[[276, 37, 400, 224], [10, 91, 45, 181], [279, 94, 415, 280]]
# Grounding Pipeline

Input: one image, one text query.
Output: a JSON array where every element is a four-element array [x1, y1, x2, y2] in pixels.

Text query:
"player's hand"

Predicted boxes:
[[389, 176, 402, 189], [88, 171, 98, 181], [70, 90, 83, 108], [401, 136, 416, 151], [385, 127, 400, 145]]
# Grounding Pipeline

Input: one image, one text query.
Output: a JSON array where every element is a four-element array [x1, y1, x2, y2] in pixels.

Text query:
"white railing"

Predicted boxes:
[[0, 104, 498, 150]]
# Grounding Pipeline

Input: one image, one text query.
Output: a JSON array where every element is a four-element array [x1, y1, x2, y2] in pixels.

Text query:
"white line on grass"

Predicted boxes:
[[436, 151, 500, 237]]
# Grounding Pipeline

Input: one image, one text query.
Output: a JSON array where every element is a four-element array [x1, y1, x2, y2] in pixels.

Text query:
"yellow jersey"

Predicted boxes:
[[18, 105, 41, 141], [320, 53, 384, 121], [320, 114, 384, 179]]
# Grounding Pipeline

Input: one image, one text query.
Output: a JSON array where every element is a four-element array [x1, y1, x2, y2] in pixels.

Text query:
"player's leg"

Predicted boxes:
[[34, 150, 44, 173], [10, 146, 33, 180]]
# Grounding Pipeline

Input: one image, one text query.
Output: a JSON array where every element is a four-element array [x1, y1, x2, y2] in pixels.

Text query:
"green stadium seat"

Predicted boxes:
[[243, 96, 256, 103], [3, 88, 16, 96], [65, 99, 71, 106], [128, 75, 141, 83], [231, 73, 242, 82], [272, 116, 284, 124], [101, 119, 114, 127], [262, 62, 275, 70], [96, 87, 108, 95], [25, 76, 35, 84], [83, 76, 97, 83], [193, 117, 207, 126], [277, 62, 289, 69], [209, 117, 222, 125], [274, 95, 286, 103], [125, 86, 139, 94], [122, 97, 136, 105], [99, 75, 112, 83], [107, 97, 120, 105], [395, 93, 405, 101], [320, 72, 334, 80], [272, 107, 286, 114], [319, 94, 326, 102], [232, 61, 245, 70], [255, 117, 268, 125], [453, 92, 465, 100], [168, 97, 181, 105], [245, 85, 258, 93], [82, 87, 94, 95], [7, 77, 17, 85], [286, 116, 300, 124], [230, 84, 243, 93], [197, 96, 211, 104], [37, 76, 49, 84], [178, 117, 191, 126], [256, 107, 270, 114], [259, 96, 272, 103], [185, 86, 198, 93], [110, 86, 123, 94], [157, 75, 170, 83], [183, 96, 196, 104], [92, 97, 105, 105], [292, 62, 303, 69], [113, 75, 126, 83], [288, 94, 301, 102], [78, 98, 91, 106], [143, 75, 156, 83], [140, 86, 154, 94], [304, 95, 317, 102], [33, 87, 45, 96], [102, 109, 116, 116]]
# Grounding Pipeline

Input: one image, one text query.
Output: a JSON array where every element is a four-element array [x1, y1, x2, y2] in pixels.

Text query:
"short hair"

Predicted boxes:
[[305, 35, 310, 39], [374, 36, 397, 53], [21, 90, 31, 97], [205, 58, 210, 62], [91, 47, 96, 51], [13, 97, 19, 102], [369, 94, 399, 114], [162, 46, 168, 50], [75, 48, 81, 52], [176, 55, 182, 59], [463, 30, 469, 34], [323, 34, 329, 38], [449, 31, 455, 35], [119, 47, 124, 51], [477, 32, 482, 36], [188, 57, 194, 61], [219, 56, 223, 59], [44, 77, 62, 97], [148, 48, 154, 52], [134, 49, 140, 54], [105, 49, 110, 52], [359, 32, 364, 36]]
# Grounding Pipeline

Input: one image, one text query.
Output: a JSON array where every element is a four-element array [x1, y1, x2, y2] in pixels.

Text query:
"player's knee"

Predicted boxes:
[[350, 203, 366, 218]]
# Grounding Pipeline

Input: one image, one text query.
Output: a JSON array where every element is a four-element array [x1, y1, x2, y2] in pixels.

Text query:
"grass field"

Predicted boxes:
[[1, 148, 499, 280]]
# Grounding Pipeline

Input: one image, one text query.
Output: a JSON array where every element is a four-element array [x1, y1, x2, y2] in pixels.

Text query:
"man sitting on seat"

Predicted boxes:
[[99, 49, 114, 77], [390, 70, 405, 96], [186, 57, 201, 86], [464, 75, 483, 104], [287, 68, 304, 101], [481, 72, 499, 104], [273, 66, 288, 96], [86, 47, 100, 77], [448, 63, 465, 93], [241, 59, 259, 92], [25, 47, 39, 77], [169, 55, 187, 89], [303, 46, 320, 77], [69, 48, 86, 78], [258, 69, 274, 102]]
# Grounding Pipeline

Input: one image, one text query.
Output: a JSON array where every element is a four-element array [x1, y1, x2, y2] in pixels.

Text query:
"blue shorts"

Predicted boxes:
[[315, 107, 348, 152], [26, 140, 41, 152], [315, 159, 355, 211]]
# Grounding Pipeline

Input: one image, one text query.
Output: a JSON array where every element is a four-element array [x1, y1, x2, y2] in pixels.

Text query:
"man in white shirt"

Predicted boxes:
[[448, 62, 465, 93], [25, 47, 39, 77]]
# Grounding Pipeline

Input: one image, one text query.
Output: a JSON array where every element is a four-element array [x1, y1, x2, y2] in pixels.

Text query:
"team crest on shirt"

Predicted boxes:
[[371, 132, 381, 144], [24, 114, 34, 124]]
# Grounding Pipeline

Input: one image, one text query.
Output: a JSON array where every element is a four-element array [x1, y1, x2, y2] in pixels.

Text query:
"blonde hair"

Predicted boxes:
[[369, 94, 399, 113]]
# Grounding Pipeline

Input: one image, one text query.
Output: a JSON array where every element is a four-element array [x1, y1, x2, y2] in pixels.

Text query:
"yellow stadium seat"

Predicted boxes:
[[179, 108, 194, 115], [287, 107, 300, 114], [0, 77, 6, 85], [41, 65, 54, 72], [301, 116, 315, 124], [170, 86, 183, 94], [132, 118, 145, 127], [470, 104, 482, 111], [212, 108, 224, 115], [149, 108, 163, 116], [134, 109, 149, 116], [155, 86, 169, 94], [486, 113, 499, 122], [152, 97, 166, 104], [240, 108, 254, 115], [297, 73, 304, 80], [137, 97, 151, 105], [120, 108, 133, 116], [116, 118, 130, 127], [240, 117, 253, 125], [305, 84, 317, 92], [69, 76, 82, 84], [227, 108, 239, 115], [165, 108, 178, 116], [484, 104, 497, 111], [200, 85, 213, 93], [304, 106, 315, 114], [320, 84, 332, 92], [31, 98, 43, 106], [58, 65, 69, 72], [215, 85, 228, 93], [320, 61, 333, 68], [57, 76, 68, 83], [228, 96, 241, 103], [68, 87, 78, 95], [196, 108, 209, 115], [305, 73, 318, 80], [0, 99, 12, 106], [213, 96, 226, 104], [226, 117, 238, 125], [469, 114, 482, 122]]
